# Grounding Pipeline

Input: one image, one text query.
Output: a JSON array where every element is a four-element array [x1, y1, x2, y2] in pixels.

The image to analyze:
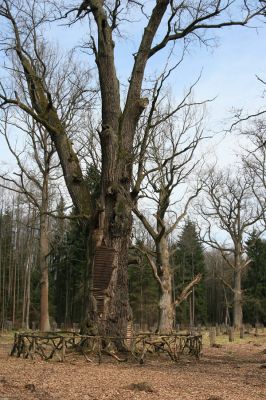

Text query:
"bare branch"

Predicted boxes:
[[175, 273, 202, 306]]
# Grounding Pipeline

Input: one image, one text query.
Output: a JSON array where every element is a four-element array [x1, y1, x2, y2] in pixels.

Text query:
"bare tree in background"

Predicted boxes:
[[197, 168, 263, 328], [0, 27, 95, 330], [241, 119, 266, 224], [0, 0, 265, 336], [204, 249, 234, 325], [0, 108, 59, 331], [132, 91, 205, 333], [0, 186, 39, 331]]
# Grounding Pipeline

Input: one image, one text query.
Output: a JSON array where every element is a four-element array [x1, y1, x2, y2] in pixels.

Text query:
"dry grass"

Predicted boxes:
[[0, 330, 265, 400]]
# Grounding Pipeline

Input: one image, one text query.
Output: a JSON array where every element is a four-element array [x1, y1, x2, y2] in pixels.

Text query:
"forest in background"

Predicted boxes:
[[0, 188, 265, 332]]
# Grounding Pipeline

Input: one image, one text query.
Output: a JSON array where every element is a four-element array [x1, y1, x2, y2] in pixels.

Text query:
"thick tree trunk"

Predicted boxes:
[[157, 237, 174, 334], [81, 239, 132, 339], [158, 281, 174, 334], [81, 185, 132, 337], [102, 235, 132, 336]]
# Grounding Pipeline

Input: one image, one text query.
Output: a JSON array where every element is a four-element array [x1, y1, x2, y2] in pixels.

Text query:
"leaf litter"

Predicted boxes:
[[0, 341, 265, 400]]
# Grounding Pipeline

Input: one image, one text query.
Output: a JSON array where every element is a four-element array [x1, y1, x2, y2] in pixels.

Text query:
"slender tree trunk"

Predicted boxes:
[[8, 205, 14, 315], [189, 296, 193, 327], [223, 285, 230, 326], [140, 265, 143, 330], [39, 170, 50, 332], [65, 263, 69, 327], [22, 262, 26, 328], [39, 211, 50, 331], [233, 267, 242, 328], [25, 258, 31, 330], [2, 264, 5, 331], [12, 259, 16, 327], [22, 255, 31, 330], [233, 247, 243, 328], [1, 234, 5, 331]]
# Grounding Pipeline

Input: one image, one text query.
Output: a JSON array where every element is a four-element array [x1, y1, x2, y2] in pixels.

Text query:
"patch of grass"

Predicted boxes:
[[202, 328, 266, 347], [0, 332, 15, 345]]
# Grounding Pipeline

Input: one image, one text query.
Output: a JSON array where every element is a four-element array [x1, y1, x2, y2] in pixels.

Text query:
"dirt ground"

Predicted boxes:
[[0, 333, 265, 400]]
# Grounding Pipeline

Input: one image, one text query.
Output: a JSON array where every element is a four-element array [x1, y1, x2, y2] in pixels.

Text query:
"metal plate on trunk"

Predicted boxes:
[[93, 245, 115, 314]]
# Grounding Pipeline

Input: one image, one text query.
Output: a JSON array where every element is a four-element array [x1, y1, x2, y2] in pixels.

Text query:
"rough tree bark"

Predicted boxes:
[[157, 237, 175, 333]]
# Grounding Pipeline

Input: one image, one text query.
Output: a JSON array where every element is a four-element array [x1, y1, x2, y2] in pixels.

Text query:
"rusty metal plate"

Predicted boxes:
[[93, 245, 115, 314]]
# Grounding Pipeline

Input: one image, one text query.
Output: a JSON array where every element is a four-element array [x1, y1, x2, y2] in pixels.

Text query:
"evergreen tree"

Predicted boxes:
[[244, 234, 266, 325], [204, 250, 232, 325], [128, 253, 159, 330], [0, 208, 14, 326], [173, 220, 207, 326], [49, 164, 100, 328], [50, 206, 87, 327]]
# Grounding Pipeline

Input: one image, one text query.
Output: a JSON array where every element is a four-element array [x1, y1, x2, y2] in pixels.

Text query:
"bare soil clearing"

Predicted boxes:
[[0, 335, 265, 400]]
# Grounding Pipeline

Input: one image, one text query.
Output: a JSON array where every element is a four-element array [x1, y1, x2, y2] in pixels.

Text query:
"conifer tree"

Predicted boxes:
[[128, 253, 159, 331], [174, 221, 207, 326], [50, 204, 87, 327], [50, 166, 100, 327]]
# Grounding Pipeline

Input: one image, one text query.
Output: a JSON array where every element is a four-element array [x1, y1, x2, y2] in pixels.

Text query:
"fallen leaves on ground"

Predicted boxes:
[[0, 340, 265, 400]]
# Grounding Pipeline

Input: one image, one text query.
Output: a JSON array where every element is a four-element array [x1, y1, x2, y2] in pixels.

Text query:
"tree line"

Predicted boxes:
[[0, 190, 265, 332]]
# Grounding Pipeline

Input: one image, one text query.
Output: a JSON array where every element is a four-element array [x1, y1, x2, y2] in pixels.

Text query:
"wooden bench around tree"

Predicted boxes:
[[10, 331, 202, 364]]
